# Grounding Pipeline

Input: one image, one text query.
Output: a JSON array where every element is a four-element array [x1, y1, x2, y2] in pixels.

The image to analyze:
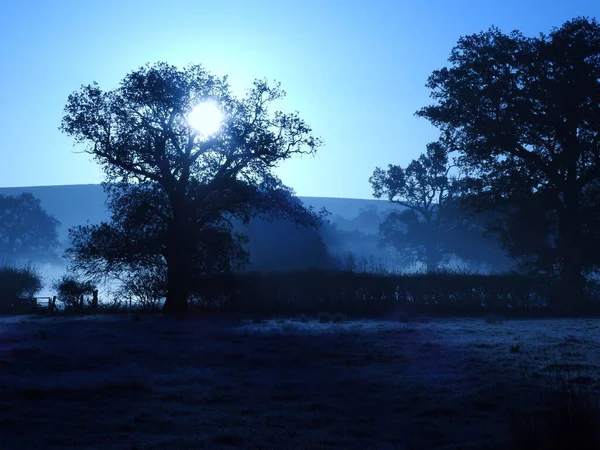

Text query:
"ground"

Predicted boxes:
[[0, 314, 599, 449]]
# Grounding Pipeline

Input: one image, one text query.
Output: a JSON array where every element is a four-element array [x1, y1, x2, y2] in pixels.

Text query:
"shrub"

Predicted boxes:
[[52, 274, 96, 312], [338, 252, 390, 275], [190, 269, 554, 316], [114, 265, 166, 311], [0, 263, 43, 313]]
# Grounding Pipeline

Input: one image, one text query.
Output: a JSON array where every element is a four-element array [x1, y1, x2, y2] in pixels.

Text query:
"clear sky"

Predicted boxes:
[[1, 0, 598, 199]]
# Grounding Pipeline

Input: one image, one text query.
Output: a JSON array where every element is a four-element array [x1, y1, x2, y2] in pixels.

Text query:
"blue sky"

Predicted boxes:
[[0, 0, 598, 199]]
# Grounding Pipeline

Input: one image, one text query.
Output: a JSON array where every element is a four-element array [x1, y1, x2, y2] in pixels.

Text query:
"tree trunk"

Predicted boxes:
[[162, 252, 189, 317], [162, 225, 190, 318], [554, 185, 586, 310], [161, 188, 199, 318], [425, 230, 441, 273]]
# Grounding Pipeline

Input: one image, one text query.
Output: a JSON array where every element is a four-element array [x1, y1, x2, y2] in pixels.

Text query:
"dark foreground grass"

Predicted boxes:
[[0, 315, 599, 449]]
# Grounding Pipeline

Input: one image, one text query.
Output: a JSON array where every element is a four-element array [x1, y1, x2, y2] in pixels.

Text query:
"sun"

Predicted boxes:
[[187, 102, 224, 137]]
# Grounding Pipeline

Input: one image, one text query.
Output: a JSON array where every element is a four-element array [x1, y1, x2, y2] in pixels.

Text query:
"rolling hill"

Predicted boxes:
[[0, 184, 399, 243]]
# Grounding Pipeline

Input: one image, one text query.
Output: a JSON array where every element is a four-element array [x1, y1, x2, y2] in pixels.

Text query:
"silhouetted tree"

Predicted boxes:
[[52, 274, 96, 311], [370, 142, 461, 271], [0, 263, 43, 310], [61, 63, 322, 315], [0, 193, 60, 263], [417, 17, 600, 305], [115, 263, 167, 310]]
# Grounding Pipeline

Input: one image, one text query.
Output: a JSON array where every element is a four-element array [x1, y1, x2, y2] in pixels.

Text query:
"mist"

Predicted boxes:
[[0, 184, 515, 298]]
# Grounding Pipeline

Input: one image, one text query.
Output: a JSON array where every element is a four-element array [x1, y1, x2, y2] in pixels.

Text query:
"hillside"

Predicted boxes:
[[0, 184, 399, 242]]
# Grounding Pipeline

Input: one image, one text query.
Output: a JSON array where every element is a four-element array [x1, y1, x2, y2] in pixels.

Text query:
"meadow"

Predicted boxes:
[[1, 313, 599, 449]]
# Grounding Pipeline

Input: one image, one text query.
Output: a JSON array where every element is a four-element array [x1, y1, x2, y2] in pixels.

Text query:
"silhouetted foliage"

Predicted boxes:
[[480, 194, 559, 275], [337, 251, 391, 274], [0, 193, 60, 263], [52, 274, 96, 312], [439, 206, 515, 272], [0, 263, 43, 313], [179, 269, 554, 315], [370, 142, 450, 271], [61, 63, 323, 315], [371, 142, 485, 271], [417, 17, 600, 306], [68, 182, 248, 281], [113, 264, 166, 311]]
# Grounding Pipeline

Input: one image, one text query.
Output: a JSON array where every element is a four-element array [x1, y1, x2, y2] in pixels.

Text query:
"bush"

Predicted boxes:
[[0, 263, 43, 313], [52, 274, 97, 312], [338, 252, 390, 275], [114, 265, 166, 311]]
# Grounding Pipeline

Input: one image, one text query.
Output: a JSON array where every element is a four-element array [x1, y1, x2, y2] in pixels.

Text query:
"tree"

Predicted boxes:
[[416, 17, 600, 305], [0, 263, 43, 311], [370, 142, 460, 271], [52, 274, 97, 312], [0, 193, 60, 263], [61, 63, 322, 315]]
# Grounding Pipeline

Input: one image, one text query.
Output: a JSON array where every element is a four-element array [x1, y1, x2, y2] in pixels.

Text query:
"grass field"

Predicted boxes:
[[1, 314, 599, 449]]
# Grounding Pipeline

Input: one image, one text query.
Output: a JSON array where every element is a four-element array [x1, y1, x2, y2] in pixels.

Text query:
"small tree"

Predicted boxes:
[[114, 263, 166, 310], [0, 263, 42, 311], [53, 274, 96, 311], [370, 142, 460, 271]]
